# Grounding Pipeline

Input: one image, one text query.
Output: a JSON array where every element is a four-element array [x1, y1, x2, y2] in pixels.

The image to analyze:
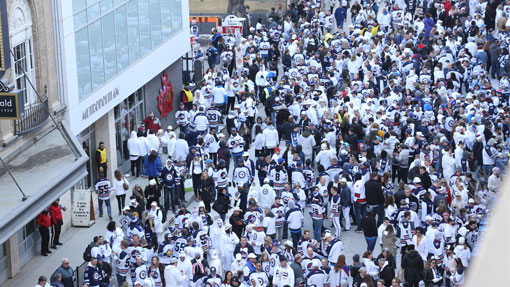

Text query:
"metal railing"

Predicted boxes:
[[14, 96, 50, 135]]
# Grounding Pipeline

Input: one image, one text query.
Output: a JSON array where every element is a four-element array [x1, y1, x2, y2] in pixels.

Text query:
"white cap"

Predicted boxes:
[[236, 253, 242, 260], [247, 253, 257, 259], [340, 178, 347, 183], [123, 206, 131, 211], [151, 201, 158, 207], [167, 125, 173, 130], [413, 177, 421, 183], [218, 133, 225, 138], [179, 251, 186, 257], [458, 237, 465, 245], [468, 198, 475, 203], [149, 179, 157, 185]]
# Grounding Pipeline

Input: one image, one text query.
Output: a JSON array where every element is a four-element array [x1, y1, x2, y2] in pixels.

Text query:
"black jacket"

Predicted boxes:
[[212, 193, 231, 214], [361, 214, 378, 237], [365, 180, 384, 205], [401, 251, 424, 283], [199, 177, 215, 201]]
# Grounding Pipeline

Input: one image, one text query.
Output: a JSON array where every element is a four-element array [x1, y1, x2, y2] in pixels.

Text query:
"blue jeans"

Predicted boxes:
[[354, 202, 366, 231], [290, 228, 301, 250], [116, 274, 127, 287], [365, 236, 377, 251], [313, 218, 323, 240], [371, 204, 385, 226], [98, 198, 112, 217], [232, 154, 242, 168], [282, 222, 289, 239], [164, 186, 176, 213]]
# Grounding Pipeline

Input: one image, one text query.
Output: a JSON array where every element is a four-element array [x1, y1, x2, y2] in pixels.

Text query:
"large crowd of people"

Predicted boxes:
[[71, 0, 510, 286]]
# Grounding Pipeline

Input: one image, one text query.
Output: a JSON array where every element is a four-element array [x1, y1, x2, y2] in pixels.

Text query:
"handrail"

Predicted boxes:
[[14, 97, 50, 135]]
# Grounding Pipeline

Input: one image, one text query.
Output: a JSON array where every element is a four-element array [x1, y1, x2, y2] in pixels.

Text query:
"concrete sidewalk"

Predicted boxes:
[[1, 176, 194, 287]]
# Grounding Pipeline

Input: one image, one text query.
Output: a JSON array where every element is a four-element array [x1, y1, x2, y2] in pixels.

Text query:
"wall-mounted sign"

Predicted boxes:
[[81, 87, 119, 120], [0, 92, 20, 119], [0, 0, 11, 77]]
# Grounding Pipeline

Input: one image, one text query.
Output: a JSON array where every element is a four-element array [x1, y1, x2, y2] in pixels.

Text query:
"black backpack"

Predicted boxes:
[[83, 244, 93, 261]]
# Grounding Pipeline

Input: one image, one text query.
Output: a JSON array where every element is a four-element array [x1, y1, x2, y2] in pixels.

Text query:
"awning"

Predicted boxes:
[[0, 123, 88, 244]]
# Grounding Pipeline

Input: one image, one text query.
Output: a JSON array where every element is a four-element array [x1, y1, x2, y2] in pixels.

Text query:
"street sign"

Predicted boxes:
[[219, 25, 243, 34], [72, 189, 94, 227], [0, 92, 20, 119]]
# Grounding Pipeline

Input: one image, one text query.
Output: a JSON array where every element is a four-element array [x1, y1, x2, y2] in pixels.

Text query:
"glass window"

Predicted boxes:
[[128, 93, 135, 109], [87, 2, 101, 22], [101, 0, 113, 14], [115, 5, 129, 72], [136, 88, 144, 103], [138, 0, 151, 56], [114, 0, 126, 6], [12, 43, 27, 105], [74, 10, 88, 29], [126, 0, 140, 64], [150, 0, 161, 48], [73, 0, 87, 12], [160, 0, 172, 38], [89, 20, 105, 90], [87, 0, 99, 5], [102, 12, 117, 81], [171, 0, 182, 33], [76, 27, 92, 98]]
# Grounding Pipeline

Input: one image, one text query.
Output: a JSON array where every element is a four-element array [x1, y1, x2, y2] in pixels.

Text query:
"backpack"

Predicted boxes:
[[158, 208, 166, 224], [83, 243, 93, 261]]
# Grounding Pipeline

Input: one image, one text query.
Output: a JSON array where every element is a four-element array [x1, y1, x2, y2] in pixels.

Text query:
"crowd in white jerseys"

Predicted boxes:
[[79, 0, 510, 287]]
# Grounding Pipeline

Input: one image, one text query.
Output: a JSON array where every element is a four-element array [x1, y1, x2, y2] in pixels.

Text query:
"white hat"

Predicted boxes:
[[179, 251, 186, 257], [416, 131, 423, 137], [224, 223, 232, 230], [235, 253, 242, 260], [167, 125, 173, 130], [468, 198, 475, 203], [151, 201, 158, 207], [247, 253, 257, 259], [413, 177, 421, 183], [243, 152, 250, 157], [458, 237, 465, 245], [218, 133, 225, 138], [340, 178, 347, 183], [285, 240, 293, 247], [233, 207, 242, 212], [321, 144, 328, 150], [199, 201, 205, 208], [149, 179, 157, 185], [122, 206, 130, 211], [425, 215, 433, 221]]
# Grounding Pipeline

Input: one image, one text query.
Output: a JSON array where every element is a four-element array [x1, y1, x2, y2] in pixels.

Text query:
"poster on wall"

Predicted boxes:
[[72, 189, 94, 227], [0, 0, 11, 78]]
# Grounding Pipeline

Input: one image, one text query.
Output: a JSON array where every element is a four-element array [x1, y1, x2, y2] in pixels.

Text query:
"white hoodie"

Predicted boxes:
[[263, 125, 279, 149], [127, 131, 141, 160], [164, 265, 186, 287]]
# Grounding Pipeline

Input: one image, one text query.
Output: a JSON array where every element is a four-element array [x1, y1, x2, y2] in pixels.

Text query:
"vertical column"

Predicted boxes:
[[6, 233, 19, 278], [93, 110, 118, 181]]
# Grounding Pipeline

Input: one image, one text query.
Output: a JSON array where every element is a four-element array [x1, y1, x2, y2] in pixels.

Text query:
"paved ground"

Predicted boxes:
[[189, 0, 282, 14]]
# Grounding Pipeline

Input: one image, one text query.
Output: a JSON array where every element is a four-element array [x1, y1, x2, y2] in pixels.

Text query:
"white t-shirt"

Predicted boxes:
[[113, 177, 129, 196]]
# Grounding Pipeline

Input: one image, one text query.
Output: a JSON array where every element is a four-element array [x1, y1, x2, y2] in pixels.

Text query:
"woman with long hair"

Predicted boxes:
[[384, 196, 397, 219], [199, 170, 215, 212], [331, 254, 350, 287], [424, 257, 441, 287], [381, 225, 398, 261], [149, 255, 166, 287], [221, 271, 234, 287], [112, 170, 129, 215], [450, 258, 464, 286]]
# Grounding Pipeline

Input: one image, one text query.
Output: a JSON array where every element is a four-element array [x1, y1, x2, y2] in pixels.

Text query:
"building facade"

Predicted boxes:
[[57, 0, 190, 179], [0, 0, 190, 284], [0, 0, 88, 284]]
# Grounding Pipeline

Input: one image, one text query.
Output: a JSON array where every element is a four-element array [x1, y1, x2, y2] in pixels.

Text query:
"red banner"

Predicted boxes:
[[158, 71, 174, 118]]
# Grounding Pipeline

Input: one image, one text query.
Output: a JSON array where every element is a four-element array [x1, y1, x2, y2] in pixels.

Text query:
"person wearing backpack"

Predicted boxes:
[[83, 236, 100, 262]]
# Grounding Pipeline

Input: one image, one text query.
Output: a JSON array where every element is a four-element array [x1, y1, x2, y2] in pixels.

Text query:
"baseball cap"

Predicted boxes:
[[247, 253, 257, 259]]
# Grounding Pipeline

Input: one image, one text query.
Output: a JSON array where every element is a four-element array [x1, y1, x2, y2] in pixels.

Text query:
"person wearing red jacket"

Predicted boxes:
[[50, 199, 63, 249], [36, 208, 51, 256], [143, 112, 162, 133]]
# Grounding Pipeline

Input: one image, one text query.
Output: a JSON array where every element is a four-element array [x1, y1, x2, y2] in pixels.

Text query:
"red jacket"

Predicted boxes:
[[49, 204, 63, 224], [36, 213, 51, 228]]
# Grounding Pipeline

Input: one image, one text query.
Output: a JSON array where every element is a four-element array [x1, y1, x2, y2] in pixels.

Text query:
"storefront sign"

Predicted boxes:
[[0, 0, 11, 77], [82, 87, 119, 120], [71, 189, 93, 227], [0, 92, 20, 119]]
